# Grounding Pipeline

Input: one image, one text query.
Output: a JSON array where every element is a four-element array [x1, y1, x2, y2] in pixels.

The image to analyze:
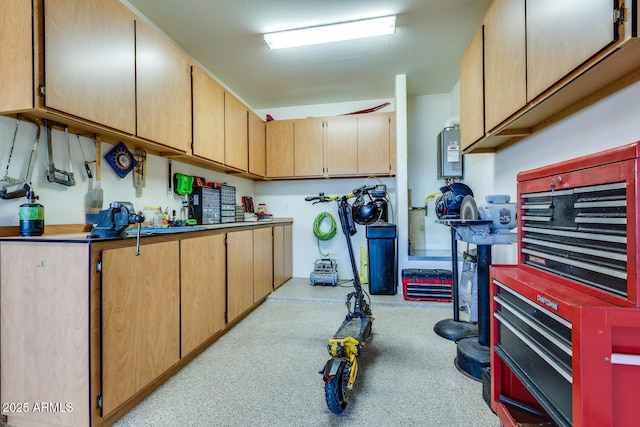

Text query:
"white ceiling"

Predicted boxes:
[[123, 0, 491, 111]]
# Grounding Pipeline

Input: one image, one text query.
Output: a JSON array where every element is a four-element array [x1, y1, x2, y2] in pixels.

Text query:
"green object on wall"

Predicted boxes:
[[173, 173, 193, 195]]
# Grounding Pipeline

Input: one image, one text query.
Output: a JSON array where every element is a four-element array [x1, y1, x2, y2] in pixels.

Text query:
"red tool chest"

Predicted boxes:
[[516, 142, 640, 308], [491, 266, 640, 427], [491, 142, 640, 427], [401, 268, 452, 302]]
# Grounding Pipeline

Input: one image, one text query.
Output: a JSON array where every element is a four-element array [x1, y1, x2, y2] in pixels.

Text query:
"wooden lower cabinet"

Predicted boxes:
[[0, 221, 291, 427], [101, 241, 180, 417], [253, 227, 274, 302], [227, 229, 254, 322], [1, 241, 91, 427], [180, 234, 226, 357], [273, 224, 293, 289], [227, 227, 274, 321]]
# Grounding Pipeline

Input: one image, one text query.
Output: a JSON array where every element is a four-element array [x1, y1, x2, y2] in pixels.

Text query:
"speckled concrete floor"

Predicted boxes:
[[114, 278, 498, 427]]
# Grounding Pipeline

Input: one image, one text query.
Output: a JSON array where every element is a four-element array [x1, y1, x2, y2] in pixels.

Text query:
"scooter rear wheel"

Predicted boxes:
[[325, 366, 350, 414]]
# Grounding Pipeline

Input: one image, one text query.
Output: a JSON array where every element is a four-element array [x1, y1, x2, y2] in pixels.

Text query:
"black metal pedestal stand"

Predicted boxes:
[[433, 227, 478, 341], [454, 244, 491, 381]]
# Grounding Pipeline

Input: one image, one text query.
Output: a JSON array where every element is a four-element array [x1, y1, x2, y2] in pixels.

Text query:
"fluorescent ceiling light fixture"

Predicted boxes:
[[264, 15, 396, 50]]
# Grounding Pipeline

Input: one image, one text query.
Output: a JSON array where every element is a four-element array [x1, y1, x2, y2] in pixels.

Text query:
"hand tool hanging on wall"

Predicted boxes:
[[91, 135, 104, 213], [1, 115, 41, 200], [45, 120, 76, 186], [76, 134, 93, 179], [133, 147, 146, 197]]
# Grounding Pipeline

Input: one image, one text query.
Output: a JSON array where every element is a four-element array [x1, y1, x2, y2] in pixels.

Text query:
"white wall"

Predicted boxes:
[[255, 177, 396, 281], [405, 82, 494, 255], [0, 116, 255, 226]]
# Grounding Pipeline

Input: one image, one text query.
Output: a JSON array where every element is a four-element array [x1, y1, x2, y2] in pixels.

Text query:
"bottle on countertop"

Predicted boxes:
[[19, 190, 44, 236]]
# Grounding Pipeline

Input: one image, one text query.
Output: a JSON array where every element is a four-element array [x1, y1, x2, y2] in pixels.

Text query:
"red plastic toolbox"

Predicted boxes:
[[402, 268, 452, 302]]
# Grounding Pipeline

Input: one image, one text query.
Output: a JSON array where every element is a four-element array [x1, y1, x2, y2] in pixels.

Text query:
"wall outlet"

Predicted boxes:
[[284, 203, 289, 212]]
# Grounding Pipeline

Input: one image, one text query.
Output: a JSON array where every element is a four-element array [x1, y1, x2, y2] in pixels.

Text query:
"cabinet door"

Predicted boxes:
[[248, 111, 266, 177], [526, 0, 615, 101], [253, 227, 273, 302], [357, 113, 391, 175], [44, 0, 136, 133], [224, 93, 249, 171], [266, 120, 294, 178], [326, 115, 358, 176], [1, 242, 90, 427], [192, 66, 225, 163], [483, 0, 526, 132], [273, 225, 285, 288], [136, 19, 191, 152], [0, 0, 35, 112], [101, 241, 180, 416], [181, 234, 226, 357], [460, 25, 485, 150], [227, 230, 254, 321], [389, 112, 396, 175], [283, 224, 293, 282], [294, 118, 324, 177]]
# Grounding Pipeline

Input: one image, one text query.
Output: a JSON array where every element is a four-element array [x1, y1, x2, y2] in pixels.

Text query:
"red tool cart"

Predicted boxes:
[[490, 142, 640, 427]]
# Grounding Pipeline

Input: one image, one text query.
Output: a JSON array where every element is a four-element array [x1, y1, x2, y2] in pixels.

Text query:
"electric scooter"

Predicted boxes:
[[305, 185, 379, 414]]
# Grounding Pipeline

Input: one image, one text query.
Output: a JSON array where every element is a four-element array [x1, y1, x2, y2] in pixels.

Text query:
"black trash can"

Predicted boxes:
[[366, 223, 397, 295]]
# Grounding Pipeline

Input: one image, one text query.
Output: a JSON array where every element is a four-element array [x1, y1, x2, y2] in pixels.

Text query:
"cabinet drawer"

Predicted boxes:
[[494, 280, 572, 426]]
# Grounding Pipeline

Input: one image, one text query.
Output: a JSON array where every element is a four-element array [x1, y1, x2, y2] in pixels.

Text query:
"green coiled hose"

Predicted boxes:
[[313, 211, 337, 256]]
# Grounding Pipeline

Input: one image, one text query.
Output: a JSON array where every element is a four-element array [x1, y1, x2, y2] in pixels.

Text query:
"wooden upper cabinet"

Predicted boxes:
[[224, 93, 249, 171], [192, 66, 225, 163], [0, 0, 36, 112], [266, 120, 294, 178], [526, 0, 615, 102], [389, 113, 396, 176], [135, 19, 191, 152], [44, 0, 136, 133], [325, 115, 358, 176], [460, 25, 485, 150], [248, 111, 266, 177], [483, 0, 526, 132], [357, 113, 392, 175], [294, 118, 324, 177]]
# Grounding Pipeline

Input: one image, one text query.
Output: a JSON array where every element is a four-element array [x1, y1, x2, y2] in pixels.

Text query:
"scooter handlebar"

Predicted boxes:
[[305, 185, 378, 203], [305, 194, 334, 203]]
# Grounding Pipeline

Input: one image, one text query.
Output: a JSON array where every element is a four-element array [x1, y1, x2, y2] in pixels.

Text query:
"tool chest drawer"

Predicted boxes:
[[490, 266, 640, 427], [517, 142, 640, 307]]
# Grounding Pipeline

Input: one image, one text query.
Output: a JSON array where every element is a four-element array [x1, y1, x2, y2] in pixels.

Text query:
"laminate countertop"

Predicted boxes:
[[0, 218, 293, 244]]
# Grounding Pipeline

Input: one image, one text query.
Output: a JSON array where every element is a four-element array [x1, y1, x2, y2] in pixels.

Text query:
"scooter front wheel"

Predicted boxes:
[[325, 366, 350, 414]]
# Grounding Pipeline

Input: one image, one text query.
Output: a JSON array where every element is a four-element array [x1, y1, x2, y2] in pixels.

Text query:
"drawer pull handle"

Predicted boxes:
[[611, 353, 640, 366]]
